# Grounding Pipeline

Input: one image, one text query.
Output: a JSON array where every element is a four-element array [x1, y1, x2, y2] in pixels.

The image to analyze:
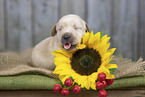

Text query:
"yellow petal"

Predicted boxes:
[[94, 32, 101, 41], [53, 66, 67, 74], [84, 81, 90, 90], [91, 82, 96, 90], [105, 64, 118, 69], [102, 52, 112, 61], [105, 56, 114, 64], [51, 51, 71, 58], [98, 43, 110, 56], [101, 35, 110, 43], [83, 32, 90, 45], [83, 77, 91, 90], [53, 49, 73, 58], [53, 68, 63, 74], [61, 75, 70, 83], [59, 72, 71, 76], [88, 31, 94, 48], [77, 44, 86, 49], [92, 32, 101, 48], [98, 66, 115, 79], [51, 52, 65, 57], [58, 68, 74, 76], [98, 66, 110, 74], [97, 36, 110, 54], [77, 76, 87, 85], [59, 75, 66, 80], [106, 73, 115, 79], [89, 72, 98, 83], [102, 48, 116, 61], [54, 57, 70, 63], [108, 48, 116, 54]]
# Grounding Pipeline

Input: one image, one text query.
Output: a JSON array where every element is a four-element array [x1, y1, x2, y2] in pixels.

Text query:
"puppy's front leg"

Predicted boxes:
[[31, 38, 56, 70]]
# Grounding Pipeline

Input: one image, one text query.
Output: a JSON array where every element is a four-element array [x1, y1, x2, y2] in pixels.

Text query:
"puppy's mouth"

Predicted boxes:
[[62, 43, 77, 51]]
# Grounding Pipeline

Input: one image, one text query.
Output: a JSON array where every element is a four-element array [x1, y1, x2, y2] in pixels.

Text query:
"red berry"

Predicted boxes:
[[72, 85, 81, 93], [106, 79, 114, 85], [96, 81, 104, 89], [64, 78, 73, 87], [99, 90, 107, 97], [102, 81, 107, 88], [98, 72, 106, 81], [61, 88, 69, 96], [53, 84, 62, 93], [96, 81, 107, 89]]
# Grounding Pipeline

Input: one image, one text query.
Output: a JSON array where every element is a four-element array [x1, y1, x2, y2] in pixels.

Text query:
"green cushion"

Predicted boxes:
[[0, 75, 144, 90]]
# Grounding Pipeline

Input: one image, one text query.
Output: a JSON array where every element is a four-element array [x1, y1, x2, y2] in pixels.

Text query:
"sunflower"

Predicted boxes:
[[52, 31, 118, 90]]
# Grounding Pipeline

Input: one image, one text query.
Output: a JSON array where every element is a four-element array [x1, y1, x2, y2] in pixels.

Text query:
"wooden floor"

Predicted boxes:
[[0, 89, 144, 97]]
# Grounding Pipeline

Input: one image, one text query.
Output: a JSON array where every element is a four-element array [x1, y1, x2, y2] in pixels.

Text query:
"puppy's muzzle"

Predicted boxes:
[[63, 35, 71, 41], [61, 33, 77, 51]]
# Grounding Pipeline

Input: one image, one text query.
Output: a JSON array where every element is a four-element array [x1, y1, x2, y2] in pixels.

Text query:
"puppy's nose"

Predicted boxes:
[[63, 35, 70, 40]]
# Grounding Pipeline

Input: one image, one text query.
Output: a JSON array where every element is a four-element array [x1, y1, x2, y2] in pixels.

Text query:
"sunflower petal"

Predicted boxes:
[[77, 76, 87, 85], [89, 72, 98, 83], [108, 48, 116, 54], [105, 64, 118, 69], [59, 75, 66, 80], [92, 32, 101, 47], [84, 80, 90, 90], [59, 72, 71, 76], [82, 77, 91, 90], [102, 48, 116, 61], [102, 52, 112, 61], [54, 57, 70, 63], [98, 43, 110, 56], [98, 66, 115, 79], [105, 56, 114, 64], [101, 35, 107, 41], [94, 32, 101, 41], [61, 75, 70, 83], [53, 66, 68, 74], [51, 52, 66, 57], [101, 35, 110, 43], [106, 73, 115, 79], [91, 82, 96, 90], [98, 66, 110, 74], [53, 69, 64, 74], [88, 31, 94, 48], [53, 49, 73, 58], [83, 32, 90, 45], [77, 44, 86, 49]]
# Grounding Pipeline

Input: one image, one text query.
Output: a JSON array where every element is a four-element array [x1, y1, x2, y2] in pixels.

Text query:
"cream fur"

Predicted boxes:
[[32, 14, 89, 70]]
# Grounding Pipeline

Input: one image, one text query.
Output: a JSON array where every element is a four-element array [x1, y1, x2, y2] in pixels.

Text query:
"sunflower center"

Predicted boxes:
[[70, 48, 101, 75], [80, 55, 93, 67]]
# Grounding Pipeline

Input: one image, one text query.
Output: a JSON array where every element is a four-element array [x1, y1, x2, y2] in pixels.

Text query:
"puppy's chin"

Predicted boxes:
[[61, 43, 78, 51]]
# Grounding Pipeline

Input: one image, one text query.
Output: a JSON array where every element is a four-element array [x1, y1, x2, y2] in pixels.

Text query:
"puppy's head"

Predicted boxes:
[[51, 14, 90, 51]]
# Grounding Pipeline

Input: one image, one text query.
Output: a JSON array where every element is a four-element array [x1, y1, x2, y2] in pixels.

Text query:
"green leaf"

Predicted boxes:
[[109, 68, 120, 74], [74, 82, 78, 85], [69, 76, 74, 81], [100, 30, 104, 38], [58, 81, 64, 87]]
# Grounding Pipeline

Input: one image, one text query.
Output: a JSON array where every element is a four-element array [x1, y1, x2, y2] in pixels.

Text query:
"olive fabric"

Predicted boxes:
[[0, 75, 144, 90]]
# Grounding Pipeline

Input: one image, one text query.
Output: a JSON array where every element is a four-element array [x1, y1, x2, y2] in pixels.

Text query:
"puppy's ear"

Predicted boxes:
[[86, 24, 90, 32], [51, 25, 57, 36]]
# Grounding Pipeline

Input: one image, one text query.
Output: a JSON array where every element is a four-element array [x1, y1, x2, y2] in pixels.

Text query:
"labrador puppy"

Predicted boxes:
[[31, 14, 90, 70]]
